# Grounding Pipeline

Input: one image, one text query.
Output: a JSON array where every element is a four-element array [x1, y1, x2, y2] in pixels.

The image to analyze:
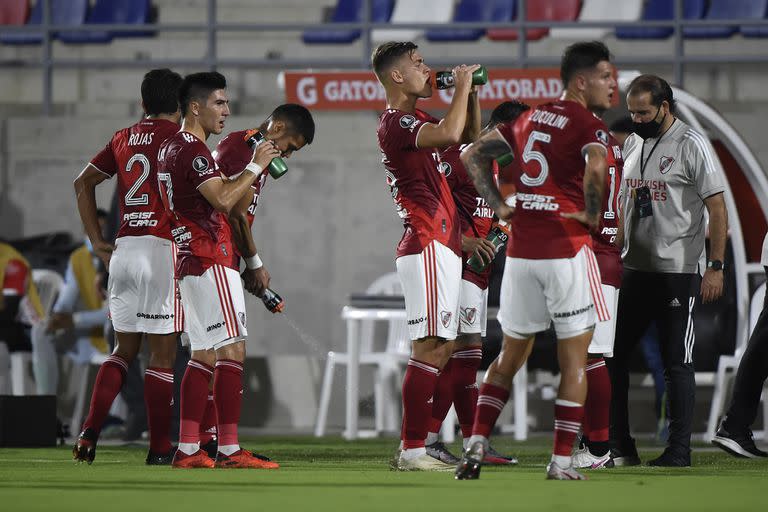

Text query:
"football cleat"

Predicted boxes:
[[546, 461, 588, 480], [146, 446, 178, 466], [397, 452, 455, 472], [426, 441, 460, 465], [712, 422, 768, 459], [571, 446, 611, 469], [171, 449, 215, 469], [454, 441, 485, 480], [606, 441, 641, 467], [215, 449, 280, 469], [483, 445, 518, 466], [72, 428, 98, 464]]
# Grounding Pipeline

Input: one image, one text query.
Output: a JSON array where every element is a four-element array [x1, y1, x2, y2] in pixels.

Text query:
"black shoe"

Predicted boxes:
[[455, 441, 484, 480], [200, 438, 272, 462], [72, 428, 98, 464], [426, 441, 460, 465], [606, 441, 641, 467], [146, 446, 178, 466], [647, 449, 691, 467], [712, 422, 768, 458]]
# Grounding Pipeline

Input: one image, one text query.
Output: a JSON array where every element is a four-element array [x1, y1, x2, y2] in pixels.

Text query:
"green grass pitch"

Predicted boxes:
[[0, 437, 766, 511]]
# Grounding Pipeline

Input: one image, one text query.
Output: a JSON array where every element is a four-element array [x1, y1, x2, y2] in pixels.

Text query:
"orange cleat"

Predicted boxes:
[[171, 449, 215, 469], [215, 449, 280, 469]]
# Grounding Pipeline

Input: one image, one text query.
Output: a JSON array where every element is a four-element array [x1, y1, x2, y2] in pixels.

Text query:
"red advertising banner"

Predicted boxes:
[[284, 68, 569, 111]]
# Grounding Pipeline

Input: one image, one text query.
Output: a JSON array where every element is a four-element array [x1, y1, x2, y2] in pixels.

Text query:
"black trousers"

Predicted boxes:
[[723, 268, 768, 433], [609, 269, 700, 454]]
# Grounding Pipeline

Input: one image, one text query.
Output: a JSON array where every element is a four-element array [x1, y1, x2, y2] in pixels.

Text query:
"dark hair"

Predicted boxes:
[[627, 74, 676, 113], [560, 41, 611, 87], [270, 103, 316, 145], [178, 71, 227, 117], [609, 116, 634, 134], [371, 41, 418, 82], [486, 100, 531, 129], [141, 68, 182, 116]]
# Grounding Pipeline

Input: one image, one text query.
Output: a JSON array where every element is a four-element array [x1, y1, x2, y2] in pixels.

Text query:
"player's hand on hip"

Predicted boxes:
[[453, 64, 480, 93], [93, 240, 115, 267], [251, 140, 281, 170], [242, 267, 270, 297], [701, 268, 724, 303], [561, 210, 599, 232]]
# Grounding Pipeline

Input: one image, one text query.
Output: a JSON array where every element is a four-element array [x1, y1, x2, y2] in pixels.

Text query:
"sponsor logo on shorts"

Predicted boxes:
[[136, 312, 174, 320], [462, 307, 477, 325], [408, 317, 426, 326], [553, 304, 594, 319], [440, 310, 453, 328], [206, 321, 226, 332]]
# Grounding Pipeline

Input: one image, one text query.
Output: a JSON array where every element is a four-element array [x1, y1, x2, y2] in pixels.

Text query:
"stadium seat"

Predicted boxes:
[[302, 0, 394, 45], [425, 0, 515, 42], [486, 0, 579, 41], [684, 0, 768, 39], [0, 0, 29, 26], [616, 0, 706, 39], [550, 0, 643, 40], [58, 0, 152, 44], [372, 0, 454, 43], [0, 0, 87, 45], [741, 0, 768, 37]]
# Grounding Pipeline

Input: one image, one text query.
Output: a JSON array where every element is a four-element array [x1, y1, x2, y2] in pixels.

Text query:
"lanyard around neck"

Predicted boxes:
[[639, 119, 676, 180]]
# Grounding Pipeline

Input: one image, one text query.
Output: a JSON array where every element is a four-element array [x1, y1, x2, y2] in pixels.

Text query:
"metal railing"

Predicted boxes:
[[2, 0, 767, 115]]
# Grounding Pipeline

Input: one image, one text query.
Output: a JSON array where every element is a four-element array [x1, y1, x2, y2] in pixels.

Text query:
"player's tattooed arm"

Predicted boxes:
[[460, 130, 513, 220], [563, 144, 607, 231]]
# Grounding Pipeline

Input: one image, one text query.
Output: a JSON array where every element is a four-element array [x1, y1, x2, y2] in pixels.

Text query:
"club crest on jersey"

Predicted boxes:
[[595, 129, 609, 145], [462, 307, 477, 325], [192, 155, 211, 175], [400, 114, 416, 129], [659, 156, 675, 174], [438, 161, 452, 176], [440, 310, 453, 328]]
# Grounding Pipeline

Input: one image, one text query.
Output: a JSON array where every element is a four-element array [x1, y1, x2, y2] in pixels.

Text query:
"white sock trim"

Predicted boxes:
[[178, 442, 199, 456], [555, 398, 582, 407], [218, 444, 240, 456], [401, 447, 427, 460]]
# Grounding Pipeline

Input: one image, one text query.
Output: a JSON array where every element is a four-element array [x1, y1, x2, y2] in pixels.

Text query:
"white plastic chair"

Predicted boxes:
[[372, 0, 454, 42], [315, 272, 410, 437], [706, 282, 768, 440], [549, 0, 643, 39]]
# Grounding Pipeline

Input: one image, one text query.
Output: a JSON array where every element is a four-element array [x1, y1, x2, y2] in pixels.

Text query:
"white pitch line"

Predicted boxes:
[[0, 459, 125, 464]]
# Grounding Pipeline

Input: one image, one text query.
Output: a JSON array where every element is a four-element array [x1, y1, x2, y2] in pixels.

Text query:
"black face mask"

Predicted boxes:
[[633, 108, 666, 140]]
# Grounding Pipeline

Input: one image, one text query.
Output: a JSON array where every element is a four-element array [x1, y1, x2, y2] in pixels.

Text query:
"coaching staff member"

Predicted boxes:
[[609, 74, 728, 467]]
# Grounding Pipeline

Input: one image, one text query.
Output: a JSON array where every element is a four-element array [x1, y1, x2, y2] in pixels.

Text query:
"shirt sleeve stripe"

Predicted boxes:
[[684, 130, 717, 176], [413, 122, 433, 150], [581, 142, 608, 158], [89, 163, 113, 178], [195, 175, 221, 190]]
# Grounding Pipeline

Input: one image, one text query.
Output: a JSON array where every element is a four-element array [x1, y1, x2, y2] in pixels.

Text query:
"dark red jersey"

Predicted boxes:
[[497, 100, 610, 259], [90, 118, 179, 240], [593, 133, 624, 287], [377, 108, 461, 258], [157, 131, 234, 277], [443, 144, 497, 289]]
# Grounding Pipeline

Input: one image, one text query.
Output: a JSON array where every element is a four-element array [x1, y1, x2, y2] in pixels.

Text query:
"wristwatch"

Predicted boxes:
[[707, 260, 724, 271]]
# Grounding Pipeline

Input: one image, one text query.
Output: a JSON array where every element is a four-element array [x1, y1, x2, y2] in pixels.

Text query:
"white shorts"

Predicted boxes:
[[498, 245, 608, 339], [459, 279, 488, 337], [396, 240, 461, 341], [588, 284, 619, 356], [108, 235, 182, 335], [178, 264, 247, 351]]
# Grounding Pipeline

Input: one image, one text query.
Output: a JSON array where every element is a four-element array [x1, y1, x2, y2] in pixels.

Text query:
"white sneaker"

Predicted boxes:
[[546, 461, 588, 480], [397, 452, 455, 472], [571, 446, 611, 469]]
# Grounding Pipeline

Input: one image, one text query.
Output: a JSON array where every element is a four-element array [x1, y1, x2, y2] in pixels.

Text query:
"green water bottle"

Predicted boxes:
[[466, 222, 510, 273], [244, 129, 288, 179], [495, 153, 515, 167], [434, 66, 488, 90]]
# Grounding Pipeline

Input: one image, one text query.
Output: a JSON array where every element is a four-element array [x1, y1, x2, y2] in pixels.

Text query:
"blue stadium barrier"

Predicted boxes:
[[0, 0, 87, 45], [615, 0, 705, 39], [303, 0, 394, 44], [426, 0, 516, 42], [58, 0, 152, 44], [684, 0, 768, 38], [741, 0, 768, 36]]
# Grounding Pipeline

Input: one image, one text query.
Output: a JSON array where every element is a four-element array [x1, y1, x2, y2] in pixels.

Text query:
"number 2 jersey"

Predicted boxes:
[[157, 131, 234, 278], [496, 100, 610, 260], [376, 108, 461, 258], [89, 118, 179, 241]]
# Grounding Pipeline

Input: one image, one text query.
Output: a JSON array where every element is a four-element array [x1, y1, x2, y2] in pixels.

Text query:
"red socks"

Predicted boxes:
[[199, 392, 217, 445], [401, 359, 439, 449], [144, 367, 174, 454], [554, 399, 584, 456], [584, 357, 611, 442], [428, 359, 454, 435], [82, 355, 128, 434], [178, 360, 213, 445], [451, 347, 482, 437], [214, 359, 244, 448], [472, 382, 509, 438]]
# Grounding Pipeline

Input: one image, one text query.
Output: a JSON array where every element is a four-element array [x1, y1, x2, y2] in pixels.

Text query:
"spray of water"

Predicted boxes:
[[277, 311, 328, 360]]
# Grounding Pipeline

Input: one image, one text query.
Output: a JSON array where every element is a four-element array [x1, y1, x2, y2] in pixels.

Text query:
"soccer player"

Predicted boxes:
[[455, 41, 615, 481], [426, 101, 531, 466], [157, 71, 280, 469], [196, 103, 315, 455], [373, 40, 480, 471], [72, 69, 185, 465], [571, 130, 624, 469]]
